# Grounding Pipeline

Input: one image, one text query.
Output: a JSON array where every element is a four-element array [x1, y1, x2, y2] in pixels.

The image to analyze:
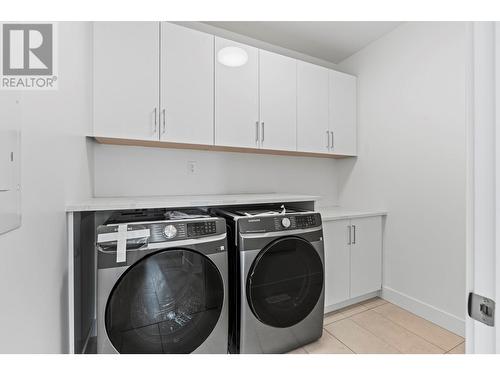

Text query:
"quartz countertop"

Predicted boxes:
[[66, 193, 320, 212], [317, 206, 387, 221]]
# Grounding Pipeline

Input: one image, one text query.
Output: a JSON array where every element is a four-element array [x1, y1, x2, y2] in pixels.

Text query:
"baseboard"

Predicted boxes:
[[324, 290, 380, 314], [381, 286, 465, 337]]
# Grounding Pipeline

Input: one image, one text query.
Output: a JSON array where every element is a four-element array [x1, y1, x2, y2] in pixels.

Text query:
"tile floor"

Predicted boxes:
[[288, 298, 465, 354]]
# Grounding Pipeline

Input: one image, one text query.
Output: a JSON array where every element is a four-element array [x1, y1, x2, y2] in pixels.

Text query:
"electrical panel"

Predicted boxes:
[[0, 130, 21, 234]]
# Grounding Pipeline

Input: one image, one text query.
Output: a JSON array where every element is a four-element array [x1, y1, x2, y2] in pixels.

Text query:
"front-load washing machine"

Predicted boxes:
[[96, 209, 228, 354], [213, 206, 325, 354]]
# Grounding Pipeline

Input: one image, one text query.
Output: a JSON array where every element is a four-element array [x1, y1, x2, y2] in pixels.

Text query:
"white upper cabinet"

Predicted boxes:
[[259, 50, 297, 151], [94, 22, 160, 140], [160, 23, 214, 145], [297, 61, 330, 153], [92, 23, 357, 158], [329, 70, 357, 155], [215, 37, 259, 148]]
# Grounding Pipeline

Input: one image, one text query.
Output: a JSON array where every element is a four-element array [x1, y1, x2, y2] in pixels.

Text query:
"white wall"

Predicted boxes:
[[0, 22, 93, 353], [93, 144, 339, 207], [337, 22, 467, 333]]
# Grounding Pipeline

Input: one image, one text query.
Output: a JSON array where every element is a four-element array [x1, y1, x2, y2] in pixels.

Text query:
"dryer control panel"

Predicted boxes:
[[295, 214, 317, 228], [239, 213, 322, 234]]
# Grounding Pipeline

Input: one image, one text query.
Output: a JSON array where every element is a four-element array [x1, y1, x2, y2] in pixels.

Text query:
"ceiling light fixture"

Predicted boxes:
[[217, 46, 248, 67]]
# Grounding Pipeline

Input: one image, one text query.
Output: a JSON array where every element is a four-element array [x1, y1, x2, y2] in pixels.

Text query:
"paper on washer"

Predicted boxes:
[[116, 224, 127, 263], [96, 225, 151, 262]]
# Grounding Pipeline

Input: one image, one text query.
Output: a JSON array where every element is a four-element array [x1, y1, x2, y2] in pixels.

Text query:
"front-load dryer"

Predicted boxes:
[[213, 206, 325, 354], [96, 209, 228, 354]]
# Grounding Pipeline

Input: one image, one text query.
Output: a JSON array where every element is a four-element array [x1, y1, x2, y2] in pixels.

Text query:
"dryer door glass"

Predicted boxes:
[[246, 236, 323, 328], [105, 249, 224, 353]]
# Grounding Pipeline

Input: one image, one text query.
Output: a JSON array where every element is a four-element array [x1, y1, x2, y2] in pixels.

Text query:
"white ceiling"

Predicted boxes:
[[204, 22, 402, 64]]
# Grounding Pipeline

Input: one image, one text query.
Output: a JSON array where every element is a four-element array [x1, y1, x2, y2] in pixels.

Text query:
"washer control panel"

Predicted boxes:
[[187, 221, 217, 237], [141, 218, 223, 243], [163, 224, 177, 239]]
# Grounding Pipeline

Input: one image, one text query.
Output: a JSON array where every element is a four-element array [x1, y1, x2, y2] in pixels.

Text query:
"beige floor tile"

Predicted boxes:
[[373, 303, 463, 351], [324, 311, 347, 325], [362, 297, 388, 309], [303, 330, 353, 354], [447, 342, 465, 354], [325, 318, 400, 354], [350, 310, 444, 354], [287, 347, 308, 354], [337, 303, 369, 317]]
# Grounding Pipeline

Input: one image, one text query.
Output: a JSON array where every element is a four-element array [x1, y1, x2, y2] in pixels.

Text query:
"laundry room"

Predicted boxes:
[[1, 1, 500, 374]]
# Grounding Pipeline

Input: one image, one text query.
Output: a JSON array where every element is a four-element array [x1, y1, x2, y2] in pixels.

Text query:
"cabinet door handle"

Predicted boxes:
[[352, 225, 356, 244], [261, 121, 265, 143], [348, 225, 351, 245], [326, 130, 330, 149], [161, 109, 166, 135], [153, 107, 158, 134], [331, 131, 334, 151], [255, 121, 260, 144]]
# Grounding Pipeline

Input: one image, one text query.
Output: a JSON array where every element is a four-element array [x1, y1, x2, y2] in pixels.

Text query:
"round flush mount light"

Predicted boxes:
[[217, 46, 248, 67]]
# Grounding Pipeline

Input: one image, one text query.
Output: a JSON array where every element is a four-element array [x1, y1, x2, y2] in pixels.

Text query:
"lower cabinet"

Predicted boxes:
[[323, 219, 351, 306], [323, 216, 383, 309]]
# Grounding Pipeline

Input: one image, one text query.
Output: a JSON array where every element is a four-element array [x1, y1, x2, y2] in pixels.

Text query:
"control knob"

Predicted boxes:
[[281, 217, 291, 228], [164, 225, 177, 239]]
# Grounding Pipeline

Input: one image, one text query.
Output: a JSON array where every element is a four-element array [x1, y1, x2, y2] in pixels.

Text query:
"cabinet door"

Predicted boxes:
[[215, 37, 259, 148], [323, 220, 351, 307], [160, 23, 214, 145], [329, 70, 357, 155], [94, 22, 160, 140], [350, 216, 382, 298], [297, 61, 329, 153], [259, 50, 297, 151]]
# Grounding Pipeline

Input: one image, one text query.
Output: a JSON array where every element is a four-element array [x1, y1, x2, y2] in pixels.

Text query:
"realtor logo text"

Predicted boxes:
[[1, 23, 58, 90]]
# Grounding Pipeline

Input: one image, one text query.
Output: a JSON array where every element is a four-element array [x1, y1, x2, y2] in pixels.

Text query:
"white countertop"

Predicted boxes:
[[66, 193, 320, 212], [317, 206, 387, 221]]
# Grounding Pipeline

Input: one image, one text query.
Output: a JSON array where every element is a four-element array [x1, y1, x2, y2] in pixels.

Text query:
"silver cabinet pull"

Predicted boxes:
[[261, 122, 265, 143], [161, 109, 166, 135], [348, 225, 351, 245], [255, 121, 260, 144], [326, 130, 330, 149], [153, 107, 158, 134], [331, 131, 334, 151], [352, 225, 356, 244]]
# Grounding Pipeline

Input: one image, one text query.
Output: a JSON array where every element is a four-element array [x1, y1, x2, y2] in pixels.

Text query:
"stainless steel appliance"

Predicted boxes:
[[96, 209, 228, 354], [213, 206, 325, 354]]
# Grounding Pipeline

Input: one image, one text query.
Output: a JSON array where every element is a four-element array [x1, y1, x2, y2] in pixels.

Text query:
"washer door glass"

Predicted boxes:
[[105, 248, 224, 353], [246, 236, 323, 328]]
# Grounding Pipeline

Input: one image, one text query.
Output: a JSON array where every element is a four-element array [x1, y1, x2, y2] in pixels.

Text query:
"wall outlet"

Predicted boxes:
[[187, 161, 197, 174]]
